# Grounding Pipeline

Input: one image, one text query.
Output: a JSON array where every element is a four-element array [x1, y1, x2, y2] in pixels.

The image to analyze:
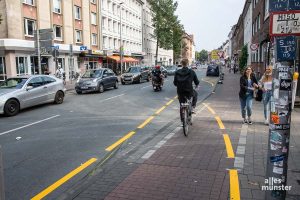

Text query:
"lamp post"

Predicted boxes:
[[119, 2, 124, 74]]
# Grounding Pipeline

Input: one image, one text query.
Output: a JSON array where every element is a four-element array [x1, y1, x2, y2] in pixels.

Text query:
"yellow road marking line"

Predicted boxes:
[[174, 96, 178, 99], [31, 158, 97, 200], [229, 169, 241, 200], [203, 103, 216, 115], [137, 116, 154, 129], [166, 99, 174, 106], [155, 106, 167, 115], [215, 116, 225, 129], [105, 131, 136, 152], [201, 78, 214, 87], [223, 134, 235, 158]]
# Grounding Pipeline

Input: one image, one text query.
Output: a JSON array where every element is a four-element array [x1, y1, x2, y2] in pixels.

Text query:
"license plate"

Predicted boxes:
[[125, 78, 131, 81], [81, 86, 88, 89]]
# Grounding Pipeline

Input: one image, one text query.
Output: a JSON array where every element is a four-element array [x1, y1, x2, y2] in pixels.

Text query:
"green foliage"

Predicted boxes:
[[239, 45, 248, 72], [196, 50, 208, 62], [149, 0, 184, 62]]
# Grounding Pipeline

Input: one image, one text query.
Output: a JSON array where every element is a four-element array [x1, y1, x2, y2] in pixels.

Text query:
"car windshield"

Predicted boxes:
[[208, 65, 217, 69], [166, 66, 176, 70], [0, 78, 28, 89], [126, 67, 140, 73], [82, 70, 102, 78]]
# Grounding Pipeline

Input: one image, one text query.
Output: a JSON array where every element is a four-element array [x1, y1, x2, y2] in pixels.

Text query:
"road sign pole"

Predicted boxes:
[[0, 146, 5, 200], [265, 36, 296, 200], [36, 29, 42, 75]]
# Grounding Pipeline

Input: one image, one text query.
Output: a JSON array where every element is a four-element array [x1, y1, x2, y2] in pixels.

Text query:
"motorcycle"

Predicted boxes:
[[152, 75, 163, 91]]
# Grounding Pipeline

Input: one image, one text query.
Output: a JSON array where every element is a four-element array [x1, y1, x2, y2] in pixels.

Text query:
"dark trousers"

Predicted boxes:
[[178, 90, 198, 107]]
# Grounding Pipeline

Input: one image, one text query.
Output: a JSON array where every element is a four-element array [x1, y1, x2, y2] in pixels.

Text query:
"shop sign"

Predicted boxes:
[[270, 11, 300, 36], [269, 0, 300, 12], [276, 36, 296, 61]]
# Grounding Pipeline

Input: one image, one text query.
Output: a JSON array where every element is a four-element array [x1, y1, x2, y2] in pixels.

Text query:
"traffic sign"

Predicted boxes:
[[276, 35, 296, 61], [270, 11, 300, 36], [80, 46, 87, 51]]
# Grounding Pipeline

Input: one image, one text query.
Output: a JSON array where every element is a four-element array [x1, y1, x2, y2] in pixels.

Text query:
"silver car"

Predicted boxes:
[[0, 75, 66, 116]]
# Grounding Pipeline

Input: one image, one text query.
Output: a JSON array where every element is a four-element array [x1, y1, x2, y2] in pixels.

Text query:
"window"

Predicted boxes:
[[75, 30, 82, 43], [54, 25, 62, 40], [0, 57, 6, 81], [28, 77, 44, 88], [103, 36, 107, 48], [24, 18, 35, 37], [92, 34, 97, 45], [53, 0, 61, 13], [16, 57, 29, 75], [74, 6, 81, 20], [23, 0, 34, 6], [91, 12, 97, 25], [102, 17, 106, 29], [42, 76, 56, 84], [90, 0, 96, 4], [264, 0, 269, 19], [257, 14, 261, 30]]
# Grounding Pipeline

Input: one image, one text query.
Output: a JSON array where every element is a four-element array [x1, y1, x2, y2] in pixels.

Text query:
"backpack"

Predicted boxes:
[[176, 70, 193, 93]]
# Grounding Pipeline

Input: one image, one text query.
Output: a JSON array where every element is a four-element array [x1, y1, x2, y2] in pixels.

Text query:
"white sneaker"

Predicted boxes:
[[264, 120, 269, 125]]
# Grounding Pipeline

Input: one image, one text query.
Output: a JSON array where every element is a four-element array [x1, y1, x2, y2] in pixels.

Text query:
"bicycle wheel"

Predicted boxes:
[[182, 108, 189, 136]]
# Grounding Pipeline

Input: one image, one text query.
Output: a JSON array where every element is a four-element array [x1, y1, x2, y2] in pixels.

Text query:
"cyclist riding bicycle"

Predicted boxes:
[[174, 59, 199, 117]]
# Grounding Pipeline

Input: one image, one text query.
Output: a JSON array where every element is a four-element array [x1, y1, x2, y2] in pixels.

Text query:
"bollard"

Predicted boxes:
[[0, 146, 4, 200]]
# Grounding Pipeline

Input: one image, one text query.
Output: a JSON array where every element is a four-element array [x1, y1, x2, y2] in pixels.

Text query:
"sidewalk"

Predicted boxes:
[[65, 72, 300, 200]]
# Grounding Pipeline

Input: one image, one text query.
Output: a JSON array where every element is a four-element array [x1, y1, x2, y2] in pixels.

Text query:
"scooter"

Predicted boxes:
[[152, 76, 163, 91]]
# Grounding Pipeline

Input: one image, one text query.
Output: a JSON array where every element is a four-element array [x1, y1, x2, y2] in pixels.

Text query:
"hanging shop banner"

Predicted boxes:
[[276, 36, 297, 61], [211, 50, 219, 60], [270, 11, 300, 36]]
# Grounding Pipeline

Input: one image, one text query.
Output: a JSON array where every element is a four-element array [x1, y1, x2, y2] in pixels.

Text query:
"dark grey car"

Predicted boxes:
[[75, 68, 118, 94], [120, 66, 150, 84]]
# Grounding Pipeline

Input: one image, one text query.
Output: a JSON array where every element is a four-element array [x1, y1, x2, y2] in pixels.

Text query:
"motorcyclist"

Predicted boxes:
[[151, 65, 164, 86]]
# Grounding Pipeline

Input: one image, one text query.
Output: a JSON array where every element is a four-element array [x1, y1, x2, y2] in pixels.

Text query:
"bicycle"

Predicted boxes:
[[180, 97, 193, 136]]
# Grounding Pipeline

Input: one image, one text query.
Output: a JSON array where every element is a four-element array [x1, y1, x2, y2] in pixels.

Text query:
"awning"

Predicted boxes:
[[107, 56, 139, 63]]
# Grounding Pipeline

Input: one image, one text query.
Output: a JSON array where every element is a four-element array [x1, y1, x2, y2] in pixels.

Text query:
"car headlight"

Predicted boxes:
[[76, 78, 81, 83], [93, 78, 98, 83], [133, 74, 138, 78]]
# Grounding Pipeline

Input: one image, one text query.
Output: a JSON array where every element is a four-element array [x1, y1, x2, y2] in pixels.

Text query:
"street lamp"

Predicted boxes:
[[119, 2, 124, 74]]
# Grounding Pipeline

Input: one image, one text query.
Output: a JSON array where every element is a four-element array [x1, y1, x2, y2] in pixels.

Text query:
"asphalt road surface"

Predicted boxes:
[[0, 67, 218, 200]]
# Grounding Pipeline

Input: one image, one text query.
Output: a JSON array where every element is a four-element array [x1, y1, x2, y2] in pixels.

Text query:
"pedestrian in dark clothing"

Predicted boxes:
[[174, 59, 199, 113], [239, 66, 258, 124]]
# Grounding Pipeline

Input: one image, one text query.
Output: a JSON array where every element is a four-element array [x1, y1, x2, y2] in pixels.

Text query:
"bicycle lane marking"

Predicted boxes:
[[202, 103, 240, 200], [31, 96, 178, 199]]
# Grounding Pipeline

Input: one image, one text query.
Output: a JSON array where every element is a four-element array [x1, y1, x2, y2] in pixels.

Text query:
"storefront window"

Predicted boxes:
[[0, 57, 6, 81], [16, 57, 29, 75], [57, 58, 65, 70]]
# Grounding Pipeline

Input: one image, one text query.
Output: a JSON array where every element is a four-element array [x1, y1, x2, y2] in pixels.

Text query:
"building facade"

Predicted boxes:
[[181, 33, 195, 65], [243, 0, 252, 66], [0, 0, 106, 81], [142, 0, 173, 66]]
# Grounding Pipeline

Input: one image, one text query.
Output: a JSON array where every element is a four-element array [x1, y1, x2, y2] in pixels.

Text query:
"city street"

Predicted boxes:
[[0, 68, 217, 200]]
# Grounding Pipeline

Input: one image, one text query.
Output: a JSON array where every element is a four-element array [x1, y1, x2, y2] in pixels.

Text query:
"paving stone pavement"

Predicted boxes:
[[67, 71, 300, 200]]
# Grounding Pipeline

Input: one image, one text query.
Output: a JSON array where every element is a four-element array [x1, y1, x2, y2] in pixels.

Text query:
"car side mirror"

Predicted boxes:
[[26, 86, 33, 91]]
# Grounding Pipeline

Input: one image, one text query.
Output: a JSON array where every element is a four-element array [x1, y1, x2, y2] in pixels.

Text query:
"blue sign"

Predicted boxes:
[[289, 0, 300, 10], [80, 46, 87, 51], [276, 36, 296, 61], [269, 0, 288, 12], [269, 0, 300, 12], [52, 45, 59, 50], [270, 155, 285, 163]]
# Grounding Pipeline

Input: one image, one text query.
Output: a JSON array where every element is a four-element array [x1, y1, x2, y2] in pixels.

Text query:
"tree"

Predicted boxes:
[[196, 50, 208, 62], [172, 18, 184, 62], [239, 45, 248, 72], [149, 0, 183, 64]]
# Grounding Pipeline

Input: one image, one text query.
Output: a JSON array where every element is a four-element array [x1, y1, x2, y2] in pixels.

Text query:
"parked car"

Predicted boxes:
[[0, 75, 66, 116], [75, 68, 118, 94], [160, 66, 168, 78], [165, 65, 177, 75], [206, 65, 220, 76], [121, 66, 150, 84]]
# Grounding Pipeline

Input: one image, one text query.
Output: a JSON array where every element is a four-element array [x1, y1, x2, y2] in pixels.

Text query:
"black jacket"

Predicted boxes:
[[174, 67, 199, 95], [239, 74, 258, 99]]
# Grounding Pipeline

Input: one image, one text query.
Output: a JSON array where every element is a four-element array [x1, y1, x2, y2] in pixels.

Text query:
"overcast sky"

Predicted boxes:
[[176, 0, 245, 51]]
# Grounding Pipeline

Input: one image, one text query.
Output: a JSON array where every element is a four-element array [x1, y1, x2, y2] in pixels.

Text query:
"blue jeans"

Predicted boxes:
[[240, 94, 253, 118], [263, 91, 272, 120]]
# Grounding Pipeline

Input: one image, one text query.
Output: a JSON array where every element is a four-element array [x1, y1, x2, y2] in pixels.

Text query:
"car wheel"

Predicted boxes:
[[54, 91, 64, 104], [76, 90, 82, 94], [138, 76, 142, 84], [4, 99, 20, 117], [114, 81, 118, 89], [99, 84, 104, 93]]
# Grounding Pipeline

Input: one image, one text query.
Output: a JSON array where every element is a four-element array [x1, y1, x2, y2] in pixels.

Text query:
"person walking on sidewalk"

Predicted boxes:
[[174, 59, 199, 116], [239, 66, 258, 124], [259, 66, 273, 125]]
